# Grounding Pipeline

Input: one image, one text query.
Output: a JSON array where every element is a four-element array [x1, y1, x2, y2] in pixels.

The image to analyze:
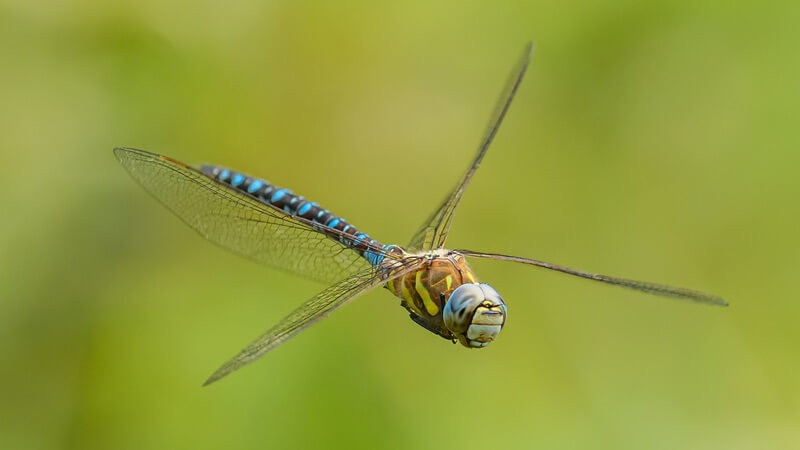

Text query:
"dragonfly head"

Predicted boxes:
[[443, 283, 507, 348]]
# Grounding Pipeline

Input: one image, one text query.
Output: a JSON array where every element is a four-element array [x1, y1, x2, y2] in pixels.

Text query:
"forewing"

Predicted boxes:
[[457, 250, 727, 306], [115, 147, 393, 284], [408, 42, 534, 251], [203, 262, 419, 385]]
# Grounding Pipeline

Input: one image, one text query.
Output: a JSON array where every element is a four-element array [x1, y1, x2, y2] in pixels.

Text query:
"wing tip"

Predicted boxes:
[[681, 290, 728, 307], [710, 296, 729, 307], [113, 146, 139, 155], [202, 375, 220, 387], [112, 147, 128, 161], [113, 147, 158, 162], [524, 40, 535, 54], [202, 354, 251, 387], [202, 365, 231, 387]]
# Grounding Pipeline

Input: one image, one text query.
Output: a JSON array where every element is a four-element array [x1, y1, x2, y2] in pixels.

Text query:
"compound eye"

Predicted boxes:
[[443, 284, 485, 334], [443, 283, 507, 348]]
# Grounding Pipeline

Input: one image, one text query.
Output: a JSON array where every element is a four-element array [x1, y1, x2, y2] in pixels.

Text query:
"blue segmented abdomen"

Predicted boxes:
[[200, 164, 396, 267]]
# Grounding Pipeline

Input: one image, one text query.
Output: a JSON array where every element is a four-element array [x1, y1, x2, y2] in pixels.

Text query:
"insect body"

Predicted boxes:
[[200, 162, 503, 348], [116, 42, 726, 386]]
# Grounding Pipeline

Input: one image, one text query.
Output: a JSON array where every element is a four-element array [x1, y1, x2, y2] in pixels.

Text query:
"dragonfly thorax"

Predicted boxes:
[[385, 250, 505, 346]]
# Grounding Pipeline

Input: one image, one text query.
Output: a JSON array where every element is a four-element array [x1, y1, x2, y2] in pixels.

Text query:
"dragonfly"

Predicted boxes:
[[115, 42, 727, 386]]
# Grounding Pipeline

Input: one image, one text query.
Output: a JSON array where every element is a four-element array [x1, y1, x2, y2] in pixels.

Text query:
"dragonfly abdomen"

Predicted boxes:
[[200, 164, 390, 267]]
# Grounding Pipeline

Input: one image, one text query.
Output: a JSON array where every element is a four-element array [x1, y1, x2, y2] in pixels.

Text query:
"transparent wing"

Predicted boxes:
[[115, 148, 399, 284], [457, 250, 728, 306], [408, 42, 534, 251], [203, 262, 420, 385]]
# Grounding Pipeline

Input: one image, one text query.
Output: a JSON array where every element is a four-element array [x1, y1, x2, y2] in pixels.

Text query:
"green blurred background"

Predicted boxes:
[[1, 1, 798, 449]]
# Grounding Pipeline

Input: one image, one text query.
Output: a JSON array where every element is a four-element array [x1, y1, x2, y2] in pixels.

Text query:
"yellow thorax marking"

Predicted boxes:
[[465, 271, 476, 283], [400, 280, 421, 315], [415, 271, 439, 315], [445, 274, 453, 291]]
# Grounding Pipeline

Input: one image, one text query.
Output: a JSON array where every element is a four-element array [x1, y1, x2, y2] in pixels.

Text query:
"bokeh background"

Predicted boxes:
[[2, 1, 798, 449]]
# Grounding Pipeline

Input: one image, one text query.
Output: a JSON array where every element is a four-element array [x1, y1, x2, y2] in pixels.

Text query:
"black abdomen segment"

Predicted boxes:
[[200, 164, 392, 266]]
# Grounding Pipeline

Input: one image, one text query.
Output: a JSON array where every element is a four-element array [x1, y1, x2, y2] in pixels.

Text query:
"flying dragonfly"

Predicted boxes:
[[115, 42, 727, 386]]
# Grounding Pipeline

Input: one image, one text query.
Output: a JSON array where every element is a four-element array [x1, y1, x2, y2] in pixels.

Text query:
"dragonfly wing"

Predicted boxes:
[[203, 262, 419, 385], [115, 148, 395, 284], [408, 42, 534, 251], [457, 250, 728, 306]]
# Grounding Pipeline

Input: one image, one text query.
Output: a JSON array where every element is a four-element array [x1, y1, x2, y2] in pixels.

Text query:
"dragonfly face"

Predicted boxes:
[[443, 283, 507, 348]]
